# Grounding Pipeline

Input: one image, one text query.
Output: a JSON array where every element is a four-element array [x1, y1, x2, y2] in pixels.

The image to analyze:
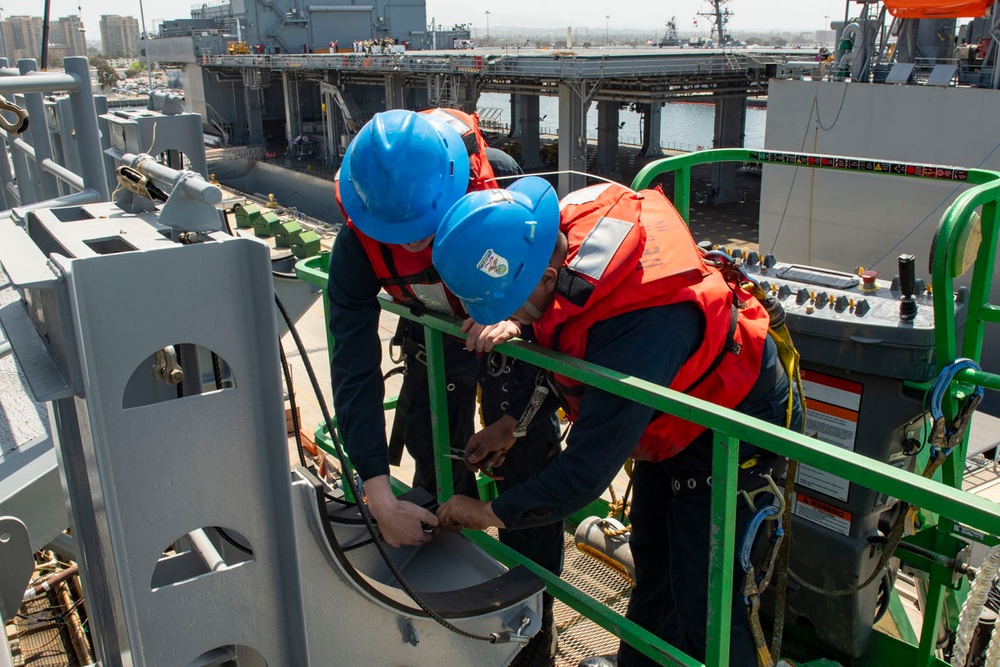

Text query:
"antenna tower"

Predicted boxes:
[[697, 0, 733, 45]]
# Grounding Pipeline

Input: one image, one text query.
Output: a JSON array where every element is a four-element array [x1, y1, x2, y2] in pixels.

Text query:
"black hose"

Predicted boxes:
[[273, 293, 497, 643], [278, 340, 307, 468], [215, 527, 253, 555]]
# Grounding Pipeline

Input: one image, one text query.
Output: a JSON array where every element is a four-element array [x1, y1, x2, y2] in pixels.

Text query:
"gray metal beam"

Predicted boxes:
[[384, 73, 405, 109], [596, 100, 621, 179], [507, 94, 520, 138], [246, 86, 266, 145], [18, 61, 59, 200], [639, 103, 662, 158], [0, 72, 79, 95], [8, 104, 38, 205], [710, 93, 747, 204], [557, 83, 587, 196], [517, 94, 543, 170], [64, 57, 110, 201], [283, 71, 302, 148]]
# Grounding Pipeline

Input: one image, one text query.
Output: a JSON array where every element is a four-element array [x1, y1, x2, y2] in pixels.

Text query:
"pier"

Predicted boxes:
[[152, 43, 792, 199]]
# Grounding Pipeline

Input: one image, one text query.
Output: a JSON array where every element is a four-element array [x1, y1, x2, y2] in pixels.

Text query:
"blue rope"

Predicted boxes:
[[928, 358, 984, 458]]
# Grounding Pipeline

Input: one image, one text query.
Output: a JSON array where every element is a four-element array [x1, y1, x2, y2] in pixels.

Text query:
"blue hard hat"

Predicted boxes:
[[433, 176, 560, 325], [339, 110, 471, 244]]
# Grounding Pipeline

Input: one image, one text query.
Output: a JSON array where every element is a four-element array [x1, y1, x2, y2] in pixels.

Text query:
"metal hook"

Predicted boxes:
[[739, 473, 785, 520], [0, 94, 29, 135]]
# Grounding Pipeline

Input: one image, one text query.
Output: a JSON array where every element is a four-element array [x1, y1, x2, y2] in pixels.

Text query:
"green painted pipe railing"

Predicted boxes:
[[297, 148, 1000, 667]]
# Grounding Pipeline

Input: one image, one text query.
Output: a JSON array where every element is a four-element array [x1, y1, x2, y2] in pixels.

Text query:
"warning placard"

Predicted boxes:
[[794, 493, 853, 536], [796, 370, 863, 502]]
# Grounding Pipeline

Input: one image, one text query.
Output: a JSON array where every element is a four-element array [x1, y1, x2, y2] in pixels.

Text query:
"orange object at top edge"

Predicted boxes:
[[882, 0, 991, 18]]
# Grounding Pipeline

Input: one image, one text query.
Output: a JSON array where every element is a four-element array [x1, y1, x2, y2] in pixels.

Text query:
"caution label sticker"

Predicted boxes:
[[796, 369, 863, 502], [793, 493, 853, 536]]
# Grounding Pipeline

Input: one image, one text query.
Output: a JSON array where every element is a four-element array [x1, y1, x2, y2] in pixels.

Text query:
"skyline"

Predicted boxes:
[[39, 0, 851, 45]]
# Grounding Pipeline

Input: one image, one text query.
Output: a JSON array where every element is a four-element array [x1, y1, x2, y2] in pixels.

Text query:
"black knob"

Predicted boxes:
[[747, 251, 760, 266], [778, 284, 792, 300], [898, 254, 916, 299], [835, 295, 850, 312], [855, 299, 871, 317], [796, 288, 810, 305], [763, 254, 777, 268], [898, 254, 917, 321]]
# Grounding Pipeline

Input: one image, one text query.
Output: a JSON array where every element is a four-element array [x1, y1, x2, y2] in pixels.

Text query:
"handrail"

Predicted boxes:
[[0, 57, 109, 208], [294, 246, 1000, 665], [369, 296, 1000, 667]]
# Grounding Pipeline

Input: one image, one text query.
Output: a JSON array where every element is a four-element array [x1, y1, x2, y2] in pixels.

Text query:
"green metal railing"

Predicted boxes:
[[297, 148, 1000, 667]]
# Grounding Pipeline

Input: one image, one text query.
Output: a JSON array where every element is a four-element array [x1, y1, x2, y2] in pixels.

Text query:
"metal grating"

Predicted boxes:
[[555, 530, 633, 666], [486, 524, 634, 665], [11, 591, 72, 667]]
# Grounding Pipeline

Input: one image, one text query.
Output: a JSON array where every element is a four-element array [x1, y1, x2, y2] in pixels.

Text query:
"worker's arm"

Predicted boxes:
[[327, 226, 390, 478], [441, 302, 704, 531], [327, 227, 437, 546]]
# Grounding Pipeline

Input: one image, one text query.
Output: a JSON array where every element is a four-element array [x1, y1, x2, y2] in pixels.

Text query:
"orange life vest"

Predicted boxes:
[[420, 108, 497, 191], [337, 108, 497, 315], [534, 183, 770, 461], [351, 225, 466, 315]]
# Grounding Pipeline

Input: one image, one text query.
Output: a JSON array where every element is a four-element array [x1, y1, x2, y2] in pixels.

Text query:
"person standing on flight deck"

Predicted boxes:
[[431, 177, 802, 667]]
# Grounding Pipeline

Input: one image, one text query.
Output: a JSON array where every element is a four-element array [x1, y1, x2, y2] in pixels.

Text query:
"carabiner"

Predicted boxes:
[[739, 473, 785, 520], [0, 94, 29, 135]]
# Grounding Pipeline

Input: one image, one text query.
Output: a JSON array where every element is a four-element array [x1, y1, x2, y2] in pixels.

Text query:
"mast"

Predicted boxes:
[[697, 0, 733, 45]]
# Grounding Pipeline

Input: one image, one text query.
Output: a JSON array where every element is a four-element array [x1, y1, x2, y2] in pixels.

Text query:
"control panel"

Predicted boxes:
[[724, 248, 967, 382]]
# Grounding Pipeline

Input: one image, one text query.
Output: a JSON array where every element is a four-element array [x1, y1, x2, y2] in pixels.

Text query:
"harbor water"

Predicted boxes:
[[477, 92, 767, 152]]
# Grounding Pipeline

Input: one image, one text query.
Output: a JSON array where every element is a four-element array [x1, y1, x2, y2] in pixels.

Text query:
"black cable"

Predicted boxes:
[[278, 340, 307, 468], [342, 537, 376, 552], [215, 526, 253, 555], [210, 351, 224, 390], [273, 292, 498, 643], [325, 491, 358, 506]]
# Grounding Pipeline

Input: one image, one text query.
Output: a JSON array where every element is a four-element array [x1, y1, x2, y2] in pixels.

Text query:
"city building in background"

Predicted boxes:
[[0, 14, 86, 65], [1, 15, 43, 64], [100, 15, 140, 58]]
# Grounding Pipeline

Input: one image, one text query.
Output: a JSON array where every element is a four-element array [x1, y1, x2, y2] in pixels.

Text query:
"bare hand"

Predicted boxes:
[[364, 476, 438, 547], [461, 318, 521, 353], [437, 495, 505, 531], [466, 415, 517, 468]]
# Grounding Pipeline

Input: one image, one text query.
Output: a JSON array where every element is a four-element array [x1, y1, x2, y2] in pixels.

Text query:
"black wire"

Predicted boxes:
[[325, 491, 358, 506], [278, 340, 308, 468], [210, 351, 224, 390], [342, 537, 376, 552], [215, 526, 253, 555], [273, 292, 497, 643]]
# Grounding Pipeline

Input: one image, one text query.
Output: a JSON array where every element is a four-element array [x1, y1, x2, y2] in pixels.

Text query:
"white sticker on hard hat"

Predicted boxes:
[[477, 249, 509, 278]]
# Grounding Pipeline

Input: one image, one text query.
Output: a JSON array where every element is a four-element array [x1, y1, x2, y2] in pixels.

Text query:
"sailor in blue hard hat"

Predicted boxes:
[[338, 108, 471, 244], [433, 176, 561, 326], [329, 113, 566, 630], [433, 177, 803, 667]]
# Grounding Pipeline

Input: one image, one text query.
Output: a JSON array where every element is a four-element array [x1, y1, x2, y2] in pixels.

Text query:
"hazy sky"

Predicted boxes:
[[44, 0, 850, 41]]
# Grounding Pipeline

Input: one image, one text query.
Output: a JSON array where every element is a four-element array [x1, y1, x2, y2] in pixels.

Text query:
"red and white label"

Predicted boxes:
[[796, 369, 863, 502], [793, 492, 853, 536]]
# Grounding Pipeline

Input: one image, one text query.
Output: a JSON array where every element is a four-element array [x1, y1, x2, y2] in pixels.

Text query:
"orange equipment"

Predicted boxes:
[[881, 0, 991, 18]]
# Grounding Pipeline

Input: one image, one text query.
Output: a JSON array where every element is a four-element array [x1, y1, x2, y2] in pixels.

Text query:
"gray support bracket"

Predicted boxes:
[[0, 517, 33, 623], [0, 302, 72, 401]]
